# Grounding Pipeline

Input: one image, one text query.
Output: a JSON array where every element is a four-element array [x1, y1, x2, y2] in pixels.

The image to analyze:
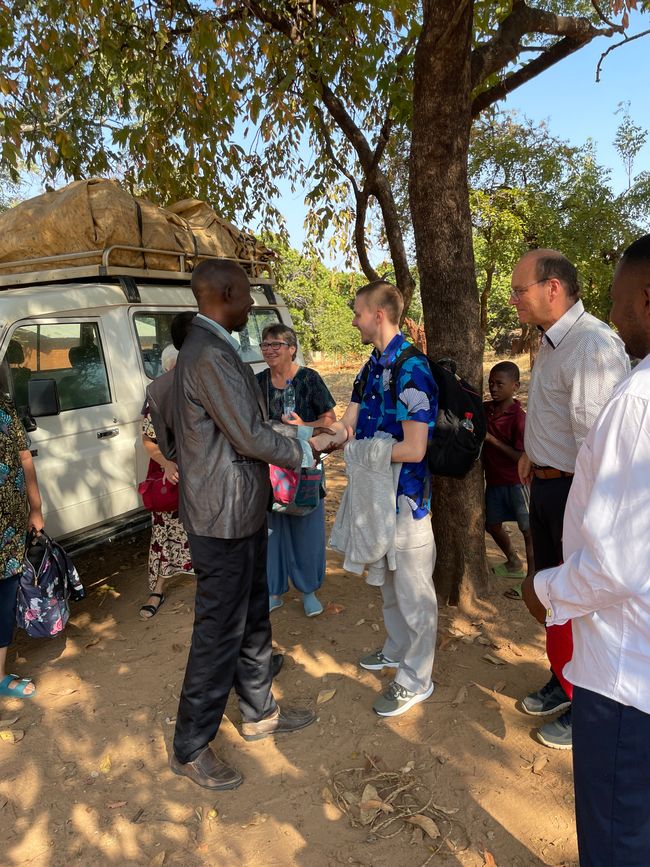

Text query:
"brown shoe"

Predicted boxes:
[[241, 706, 317, 742], [170, 746, 243, 790]]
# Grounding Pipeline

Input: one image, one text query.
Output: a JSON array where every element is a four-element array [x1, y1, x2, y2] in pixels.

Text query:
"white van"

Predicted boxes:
[[0, 248, 298, 550]]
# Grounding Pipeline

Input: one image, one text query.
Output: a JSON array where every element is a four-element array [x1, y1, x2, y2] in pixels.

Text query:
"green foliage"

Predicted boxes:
[[614, 101, 648, 190], [265, 235, 365, 359], [470, 114, 646, 341]]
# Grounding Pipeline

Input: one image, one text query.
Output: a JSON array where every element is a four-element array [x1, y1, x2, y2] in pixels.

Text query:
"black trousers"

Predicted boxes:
[[573, 686, 650, 866], [528, 475, 573, 571], [173, 524, 276, 764]]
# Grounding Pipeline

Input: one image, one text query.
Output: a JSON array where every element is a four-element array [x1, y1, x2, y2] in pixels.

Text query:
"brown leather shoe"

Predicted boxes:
[[241, 706, 317, 742], [170, 746, 243, 790]]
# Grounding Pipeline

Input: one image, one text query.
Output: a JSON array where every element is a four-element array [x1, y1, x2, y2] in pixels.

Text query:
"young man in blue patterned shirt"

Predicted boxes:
[[329, 280, 439, 717]]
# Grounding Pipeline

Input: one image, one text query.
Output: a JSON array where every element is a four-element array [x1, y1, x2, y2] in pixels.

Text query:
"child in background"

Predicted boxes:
[[483, 361, 534, 596]]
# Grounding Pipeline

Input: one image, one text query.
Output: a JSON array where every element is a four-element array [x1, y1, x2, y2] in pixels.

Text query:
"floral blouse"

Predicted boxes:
[[0, 396, 28, 580]]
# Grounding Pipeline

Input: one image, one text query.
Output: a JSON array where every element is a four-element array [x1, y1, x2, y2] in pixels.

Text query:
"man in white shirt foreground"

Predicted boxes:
[[522, 235, 650, 865]]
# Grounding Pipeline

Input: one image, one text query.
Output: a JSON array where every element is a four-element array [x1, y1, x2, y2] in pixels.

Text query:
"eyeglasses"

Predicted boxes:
[[509, 278, 548, 301], [260, 341, 289, 351]]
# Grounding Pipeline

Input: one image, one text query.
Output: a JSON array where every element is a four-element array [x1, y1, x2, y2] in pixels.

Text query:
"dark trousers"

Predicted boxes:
[[573, 686, 650, 866], [173, 524, 276, 764], [529, 475, 574, 698], [0, 574, 19, 648]]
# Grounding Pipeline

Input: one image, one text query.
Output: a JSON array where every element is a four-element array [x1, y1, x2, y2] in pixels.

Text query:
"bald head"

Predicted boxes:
[[520, 249, 580, 300], [191, 259, 253, 332]]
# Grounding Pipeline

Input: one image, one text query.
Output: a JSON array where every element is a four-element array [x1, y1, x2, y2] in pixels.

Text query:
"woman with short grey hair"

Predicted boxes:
[[256, 323, 336, 617]]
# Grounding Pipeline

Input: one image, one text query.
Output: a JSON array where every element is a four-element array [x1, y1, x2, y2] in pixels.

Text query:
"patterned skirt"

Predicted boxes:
[[147, 510, 193, 590]]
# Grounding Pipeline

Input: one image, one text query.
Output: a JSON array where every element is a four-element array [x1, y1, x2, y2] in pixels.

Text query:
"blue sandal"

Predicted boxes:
[[0, 674, 36, 698]]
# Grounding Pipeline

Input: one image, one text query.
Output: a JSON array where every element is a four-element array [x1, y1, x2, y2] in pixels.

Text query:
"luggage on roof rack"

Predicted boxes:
[[0, 178, 274, 280]]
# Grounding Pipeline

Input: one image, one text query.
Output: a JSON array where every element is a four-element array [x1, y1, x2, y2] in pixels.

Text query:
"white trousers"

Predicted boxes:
[[379, 499, 437, 694]]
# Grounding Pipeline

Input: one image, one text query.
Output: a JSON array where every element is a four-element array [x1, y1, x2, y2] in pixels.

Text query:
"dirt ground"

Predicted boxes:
[[0, 361, 578, 867]]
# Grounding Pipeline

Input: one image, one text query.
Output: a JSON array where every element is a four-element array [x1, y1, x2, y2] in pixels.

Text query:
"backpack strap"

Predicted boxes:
[[352, 359, 372, 403], [387, 343, 424, 406]]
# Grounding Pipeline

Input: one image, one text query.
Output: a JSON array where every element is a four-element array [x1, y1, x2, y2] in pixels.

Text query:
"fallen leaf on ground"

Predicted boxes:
[[84, 637, 101, 649], [355, 618, 365, 627], [0, 729, 24, 743], [99, 755, 112, 774], [400, 760, 415, 773], [317, 688, 336, 705], [483, 851, 498, 867], [405, 815, 440, 839], [483, 653, 506, 666], [410, 826, 424, 845], [371, 623, 380, 632], [451, 685, 468, 707], [50, 688, 78, 697], [476, 636, 493, 646], [106, 801, 127, 809], [507, 642, 523, 657], [148, 853, 165, 867], [431, 801, 459, 815], [532, 754, 549, 775], [0, 716, 19, 726], [359, 798, 394, 814], [207, 808, 218, 819], [325, 602, 345, 615], [359, 784, 380, 825]]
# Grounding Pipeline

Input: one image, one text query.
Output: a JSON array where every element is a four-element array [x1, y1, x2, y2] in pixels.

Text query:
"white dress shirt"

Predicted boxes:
[[534, 354, 650, 713], [524, 300, 630, 472]]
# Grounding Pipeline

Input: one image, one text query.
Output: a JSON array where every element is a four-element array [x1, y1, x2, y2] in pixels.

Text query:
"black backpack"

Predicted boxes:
[[354, 345, 486, 479]]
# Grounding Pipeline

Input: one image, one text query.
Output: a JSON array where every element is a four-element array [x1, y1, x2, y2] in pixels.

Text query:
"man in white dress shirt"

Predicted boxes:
[[522, 234, 650, 865], [510, 249, 629, 750]]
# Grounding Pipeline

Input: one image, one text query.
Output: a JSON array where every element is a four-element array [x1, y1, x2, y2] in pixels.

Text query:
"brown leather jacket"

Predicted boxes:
[[173, 317, 303, 538]]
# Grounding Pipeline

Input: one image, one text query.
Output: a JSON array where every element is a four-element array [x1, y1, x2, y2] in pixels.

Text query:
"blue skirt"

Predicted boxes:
[[267, 499, 325, 596]]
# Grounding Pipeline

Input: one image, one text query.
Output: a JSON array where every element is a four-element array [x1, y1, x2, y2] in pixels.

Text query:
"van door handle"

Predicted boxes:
[[97, 428, 120, 439]]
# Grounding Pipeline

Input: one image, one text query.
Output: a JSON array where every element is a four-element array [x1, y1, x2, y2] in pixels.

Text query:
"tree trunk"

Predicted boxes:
[[480, 266, 494, 337], [409, 0, 488, 607]]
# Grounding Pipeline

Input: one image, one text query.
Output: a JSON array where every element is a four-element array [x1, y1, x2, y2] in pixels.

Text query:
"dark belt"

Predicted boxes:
[[532, 466, 574, 480]]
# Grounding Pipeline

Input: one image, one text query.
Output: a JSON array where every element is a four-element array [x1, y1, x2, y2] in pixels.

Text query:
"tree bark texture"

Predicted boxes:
[[409, 0, 488, 607], [480, 266, 494, 337]]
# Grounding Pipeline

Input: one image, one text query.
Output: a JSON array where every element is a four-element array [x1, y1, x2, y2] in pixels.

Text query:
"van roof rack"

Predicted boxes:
[[0, 245, 275, 290]]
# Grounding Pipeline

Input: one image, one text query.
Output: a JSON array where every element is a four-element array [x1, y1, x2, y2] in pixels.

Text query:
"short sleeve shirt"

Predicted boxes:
[[483, 399, 526, 487], [256, 367, 336, 423], [351, 335, 438, 517]]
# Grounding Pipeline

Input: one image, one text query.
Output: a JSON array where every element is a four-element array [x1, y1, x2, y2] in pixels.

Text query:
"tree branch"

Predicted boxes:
[[471, 1, 623, 89], [472, 35, 587, 118], [596, 27, 650, 82], [353, 187, 380, 282]]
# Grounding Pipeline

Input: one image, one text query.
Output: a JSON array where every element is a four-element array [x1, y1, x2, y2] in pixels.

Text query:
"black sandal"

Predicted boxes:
[[139, 593, 166, 619]]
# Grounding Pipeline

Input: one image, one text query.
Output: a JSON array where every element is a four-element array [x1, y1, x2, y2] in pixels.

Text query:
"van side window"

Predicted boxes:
[[133, 313, 175, 379], [6, 323, 111, 411], [231, 309, 281, 362]]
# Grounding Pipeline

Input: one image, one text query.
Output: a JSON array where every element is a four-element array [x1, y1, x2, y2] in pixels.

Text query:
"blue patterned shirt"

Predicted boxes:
[[351, 334, 438, 518]]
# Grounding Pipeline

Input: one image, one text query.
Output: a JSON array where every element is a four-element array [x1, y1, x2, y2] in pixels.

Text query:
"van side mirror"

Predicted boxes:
[[28, 378, 61, 418]]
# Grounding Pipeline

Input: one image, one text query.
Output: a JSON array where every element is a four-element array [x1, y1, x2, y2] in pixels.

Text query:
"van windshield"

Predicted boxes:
[[134, 307, 282, 378]]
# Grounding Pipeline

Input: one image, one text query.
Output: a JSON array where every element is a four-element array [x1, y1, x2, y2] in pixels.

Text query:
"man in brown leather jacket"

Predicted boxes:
[[170, 259, 317, 791]]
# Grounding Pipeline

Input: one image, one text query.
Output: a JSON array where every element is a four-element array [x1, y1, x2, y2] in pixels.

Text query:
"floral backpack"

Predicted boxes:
[[16, 531, 86, 639]]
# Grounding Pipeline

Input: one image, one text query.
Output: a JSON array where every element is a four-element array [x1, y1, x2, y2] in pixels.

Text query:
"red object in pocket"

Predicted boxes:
[[138, 459, 179, 512]]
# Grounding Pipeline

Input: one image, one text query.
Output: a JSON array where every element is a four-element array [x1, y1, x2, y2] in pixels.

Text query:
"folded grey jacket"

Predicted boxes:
[[329, 436, 401, 576]]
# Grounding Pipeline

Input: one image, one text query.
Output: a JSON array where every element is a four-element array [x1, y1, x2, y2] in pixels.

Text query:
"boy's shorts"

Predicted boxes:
[[485, 484, 529, 532]]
